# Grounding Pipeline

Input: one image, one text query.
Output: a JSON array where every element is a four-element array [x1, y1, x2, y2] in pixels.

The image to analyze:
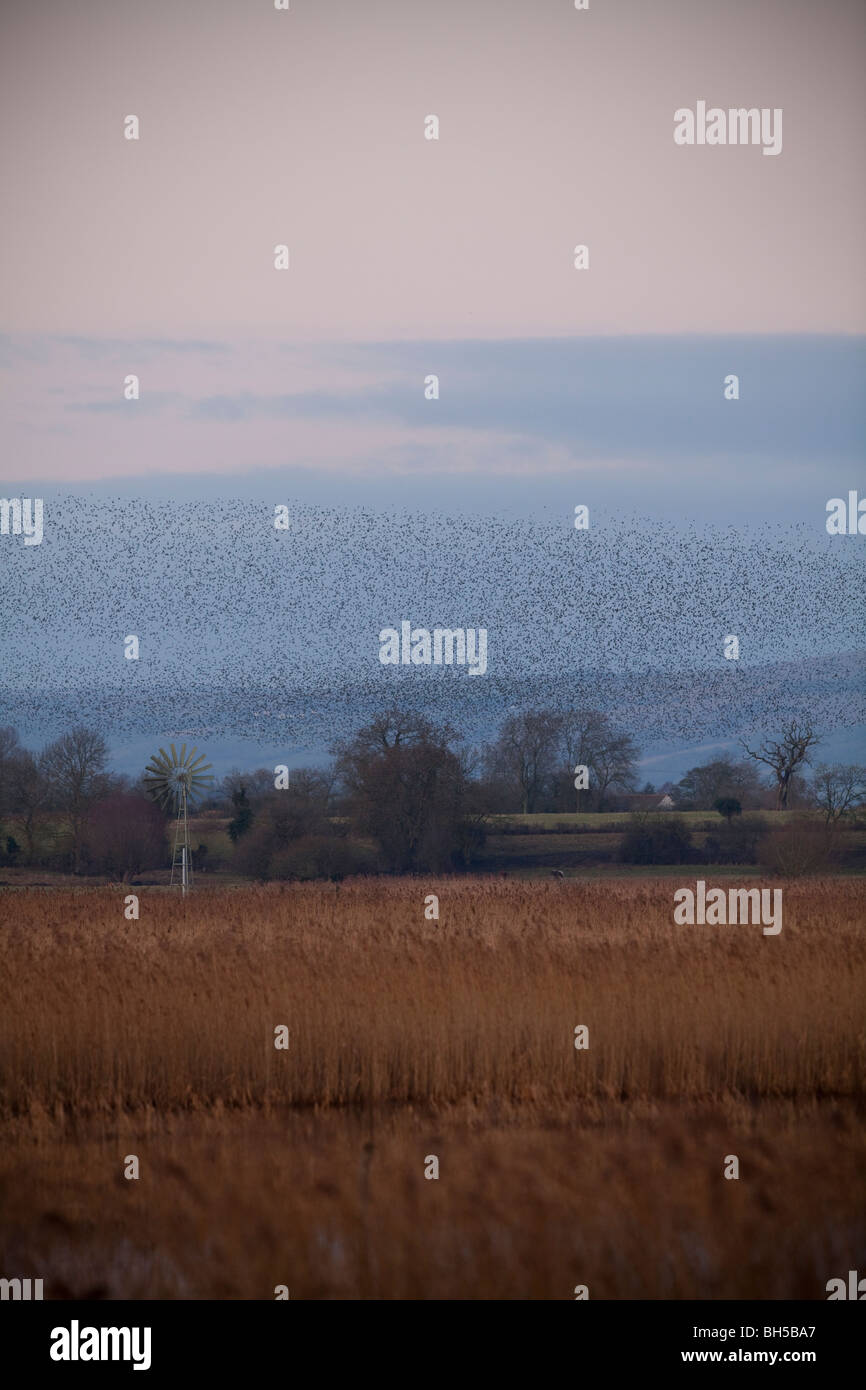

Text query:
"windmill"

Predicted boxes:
[[143, 744, 213, 895]]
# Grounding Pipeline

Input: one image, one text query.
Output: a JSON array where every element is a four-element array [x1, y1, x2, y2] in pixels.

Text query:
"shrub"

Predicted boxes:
[[230, 791, 372, 881], [82, 794, 166, 879], [227, 787, 254, 842], [230, 820, 275, 880], [757, 821, 836, 876], [703, 816, 767, 865], [268, 836, 371, 882], [619, 815, 695, 865]]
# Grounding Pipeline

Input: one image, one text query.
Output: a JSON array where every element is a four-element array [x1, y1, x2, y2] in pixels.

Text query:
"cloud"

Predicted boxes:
[[2, 334, 863, 506], [175, 335, 866, 466], [65, 391, 183, 415]]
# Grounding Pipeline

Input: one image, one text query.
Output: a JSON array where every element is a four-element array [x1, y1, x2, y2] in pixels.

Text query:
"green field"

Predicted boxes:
[[3, 809, 864, 886], [475, 810, 866, 878], [486, 810, 808, 832]]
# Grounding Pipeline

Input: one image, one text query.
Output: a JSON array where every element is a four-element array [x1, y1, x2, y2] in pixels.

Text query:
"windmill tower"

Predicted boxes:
[[143, 744, 213, 895]]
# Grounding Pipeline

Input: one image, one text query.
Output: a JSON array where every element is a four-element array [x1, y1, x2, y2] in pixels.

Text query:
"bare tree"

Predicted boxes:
[[560, 710, 638, 811], [560, 710, 605, 811], [676, 755, 763, 810], [587, 729, 639, 811], [742, 720, 819, 811], [9, 750, 51, 859], [0, 726, 21, 815], [219, 767, 278, 808], [0, 730, 56, 861], [334, 710, 481, 871], [483, 710, 564, 814], [810, 764, 866, 825], [41, 727, 110, 870], [83, 793, 166, 880], [0, 726, 22, 857]]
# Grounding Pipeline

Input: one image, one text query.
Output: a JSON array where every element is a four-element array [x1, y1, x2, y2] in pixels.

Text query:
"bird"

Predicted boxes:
[[2, 483, 861, 781]]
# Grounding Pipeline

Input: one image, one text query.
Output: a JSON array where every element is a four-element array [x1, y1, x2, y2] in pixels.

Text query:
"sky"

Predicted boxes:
[[0, 0, 863, 779], [2, 0, 865, 343], [2, 0, 864, 504], [1, 334, 864, 525]]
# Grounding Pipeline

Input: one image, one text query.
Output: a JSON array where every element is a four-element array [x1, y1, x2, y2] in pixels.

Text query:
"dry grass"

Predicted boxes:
[[1, 877, 864, 1298], [2, 1103, 863, 1300], [2, 878, 863, 1114]]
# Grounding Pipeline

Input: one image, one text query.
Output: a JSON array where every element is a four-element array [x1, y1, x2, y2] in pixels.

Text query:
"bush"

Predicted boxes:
[[230, 791, 372, 881], [234, 828, 371, 881], [227, 787, 254, 842], [82, 794, 166, 879], [703, 816, 767, 865], [757, 821, 836, 876], [268, 836, 371, 882], [619, 815, 695, 865], [450, 816, 486, 867], [230, 820, 275, 879]]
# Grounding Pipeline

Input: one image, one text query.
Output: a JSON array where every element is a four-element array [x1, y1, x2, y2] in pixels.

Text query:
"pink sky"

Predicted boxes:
[[1, 0, 864, 340]]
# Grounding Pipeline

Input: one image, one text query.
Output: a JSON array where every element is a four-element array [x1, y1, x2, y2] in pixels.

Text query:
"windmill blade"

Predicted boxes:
[[148, 783, 176, 809], [143, 742, 212, 816]]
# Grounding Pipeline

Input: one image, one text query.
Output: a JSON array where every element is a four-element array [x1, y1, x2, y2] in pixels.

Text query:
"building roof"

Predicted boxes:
[[623, 793, 675, 810]]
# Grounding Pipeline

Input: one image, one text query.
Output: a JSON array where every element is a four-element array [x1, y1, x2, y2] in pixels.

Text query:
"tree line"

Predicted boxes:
[[0, 712, 863, 880]]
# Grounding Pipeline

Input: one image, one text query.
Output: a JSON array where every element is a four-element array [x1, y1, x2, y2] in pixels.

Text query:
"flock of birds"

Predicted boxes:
[[0, 495, 862, 760]]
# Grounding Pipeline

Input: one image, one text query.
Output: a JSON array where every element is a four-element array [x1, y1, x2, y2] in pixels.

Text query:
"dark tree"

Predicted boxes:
[[677, 756, 762, 810], [83, 793, 166, 880], [41, 727, 110, 870], [810, 764, 866, 825], [334, 710, 482, 872], [483, 710, 563, 814], [742, 720, 820, 811], [559, 710, 638, 811], [227, 785, 254, 842], [9, 750, 51, 859]]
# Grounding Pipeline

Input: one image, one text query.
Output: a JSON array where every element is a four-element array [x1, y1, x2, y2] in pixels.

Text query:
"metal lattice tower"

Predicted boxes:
[[143, 744, 214, 895]]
